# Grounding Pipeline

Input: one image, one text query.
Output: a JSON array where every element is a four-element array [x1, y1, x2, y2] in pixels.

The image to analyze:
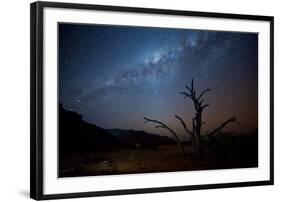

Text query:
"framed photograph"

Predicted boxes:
[[30, 1, 274, 200]]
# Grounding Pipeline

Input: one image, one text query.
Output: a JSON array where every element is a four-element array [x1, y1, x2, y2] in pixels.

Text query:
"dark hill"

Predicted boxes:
[[59, 104, 132, 154], [107, 128, 174, 149]]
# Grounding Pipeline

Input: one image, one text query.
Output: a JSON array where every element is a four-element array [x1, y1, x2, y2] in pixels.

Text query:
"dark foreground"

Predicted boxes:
[[59, 104, 258, 177], [59, 137, 258, 178]]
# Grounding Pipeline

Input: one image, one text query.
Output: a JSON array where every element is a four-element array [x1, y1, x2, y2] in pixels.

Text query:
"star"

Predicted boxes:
[[59, 23, 258, 134]]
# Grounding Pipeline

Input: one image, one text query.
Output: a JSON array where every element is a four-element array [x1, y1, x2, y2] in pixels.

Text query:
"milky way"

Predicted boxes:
[[59, 24, 258, 138]]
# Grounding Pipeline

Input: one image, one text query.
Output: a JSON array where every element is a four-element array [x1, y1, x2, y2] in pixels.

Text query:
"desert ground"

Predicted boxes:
[[60, 141, 257, 177]]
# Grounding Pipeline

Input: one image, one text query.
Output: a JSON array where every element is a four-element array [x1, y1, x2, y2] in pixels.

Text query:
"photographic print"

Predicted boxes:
[[31, 2, 273, 199], [58, 23, 258, 178]]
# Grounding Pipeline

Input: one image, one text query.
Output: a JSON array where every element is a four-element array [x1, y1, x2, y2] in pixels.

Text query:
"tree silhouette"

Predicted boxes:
[[144, 79, 238, 158]]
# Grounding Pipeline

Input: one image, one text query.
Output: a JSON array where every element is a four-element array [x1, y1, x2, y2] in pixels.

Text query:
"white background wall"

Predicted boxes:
[[0, 0, 279, 201]]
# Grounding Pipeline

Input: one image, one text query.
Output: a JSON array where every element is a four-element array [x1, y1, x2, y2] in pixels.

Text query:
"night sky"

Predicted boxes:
[[59, 23, 258, 138]]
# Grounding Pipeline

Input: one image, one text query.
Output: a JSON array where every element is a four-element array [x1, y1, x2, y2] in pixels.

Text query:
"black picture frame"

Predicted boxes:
[[30, 1, 274, 200]]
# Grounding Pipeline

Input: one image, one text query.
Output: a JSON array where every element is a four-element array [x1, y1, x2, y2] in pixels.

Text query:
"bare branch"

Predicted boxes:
[[144, 117, 178, 137], [180, 92, 191, 99], [143, 117, 185, 156], [207, 117, 239, 136], [201, 104, 210, 110], [198, 88, 211, 100], [155, 125, 165, 129], [175, 115, 193, 136], [185, 86, 192, 93]]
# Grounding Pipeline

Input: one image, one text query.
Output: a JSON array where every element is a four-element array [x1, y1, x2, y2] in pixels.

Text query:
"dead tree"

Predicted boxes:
[[144, 79, 238, 158], [179, 79, 238, 157]]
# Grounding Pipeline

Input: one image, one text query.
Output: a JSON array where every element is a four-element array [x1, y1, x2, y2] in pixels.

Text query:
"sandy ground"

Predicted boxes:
[[59, 144, 257, 177]]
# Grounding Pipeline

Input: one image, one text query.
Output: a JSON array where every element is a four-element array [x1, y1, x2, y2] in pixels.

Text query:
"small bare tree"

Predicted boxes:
[[144, 79, 238, 158]]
